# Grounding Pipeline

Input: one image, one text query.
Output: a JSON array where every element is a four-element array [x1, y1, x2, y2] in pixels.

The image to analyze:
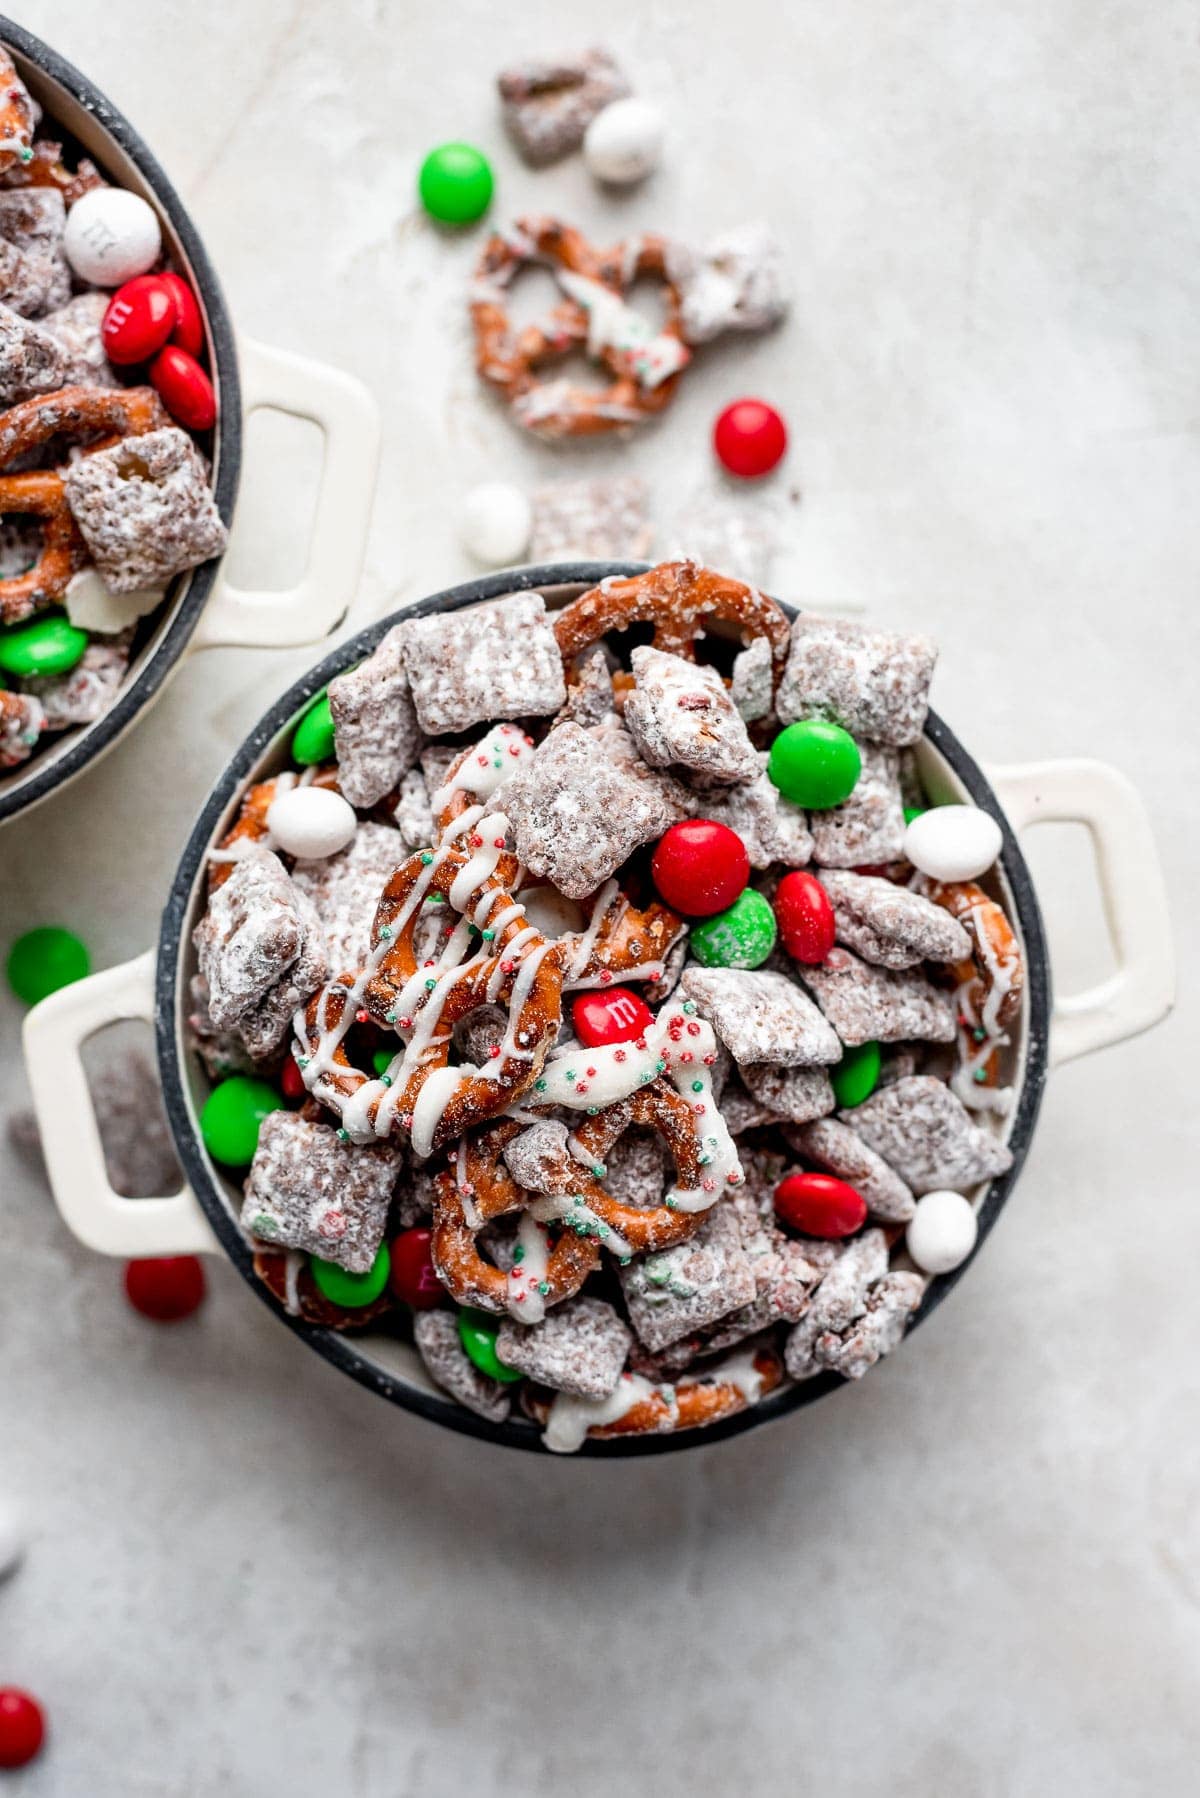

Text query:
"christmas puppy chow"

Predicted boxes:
[[186, 562, 1024, 1449]]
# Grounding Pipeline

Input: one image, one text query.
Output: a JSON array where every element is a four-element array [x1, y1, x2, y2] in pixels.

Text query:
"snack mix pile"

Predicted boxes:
[[0, 47, 226, 778], [188, 560, 1024, 1452]]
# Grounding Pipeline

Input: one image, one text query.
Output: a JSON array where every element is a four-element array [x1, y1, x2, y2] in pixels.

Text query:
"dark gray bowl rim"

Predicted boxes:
[[156, 563, 1051, 1456], [0, 15, 241, 823]]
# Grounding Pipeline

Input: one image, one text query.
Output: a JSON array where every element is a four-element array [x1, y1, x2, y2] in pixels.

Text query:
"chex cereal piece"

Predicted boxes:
[[498, 47, 630, 164], [784, 1227, 889, 1378], [820, 869, 971, 970], [800, 946, 956, 1047], [503, 1118, 571, 1193], [419, 742, 460, 792], [187, 974, 273, 1080], [704, 1185, 823, 1349], [20, 632, 130, 728], [40, 292, 118, 387], [845, 1075, 1013, 1193], [0, 298, 69, 403], [291, 822, 405, 972], [328, 624, 423, 807], [730, 635, 773, 723], [773, 788, 816, 867], [414, 1308, 513, 1423], [557, 644, 617, 728], [787, 1118, 915, 1223], [624, 645, 760, 784], [602, 1126, 667, 1208], [401, 592, 565, 734], [63, 427, 228, 594], [740, 1061, 835, 1125], [395, 1158, 434, 1228], [529, 475, 652, 562], [0, 190, 71, 317], [588, 721, 689, 815], [496, 1296, 632, 1398], [193, 847, 328, 1059], [502, 720, 676, 898], [0, 689, 44, 766], [242, 1111, 400, 1272], [717, 1074, 779, 1135], [680, 966, 843, 1067], [777, 615, 936, 747], [9, 1045, 182, 1199], [620, 1202, 756, 1351], [815, 1272, 925, 1380], [665, 221, 788, 345], [393, 766, 434, 848], [809, 744, 906, 868]]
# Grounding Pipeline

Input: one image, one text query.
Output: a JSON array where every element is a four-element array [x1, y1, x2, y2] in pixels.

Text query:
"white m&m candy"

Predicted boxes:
[[267, 785, 357, 861], [63, 188, 162, 287], [904, 804, 1002, 883], [906, 1190, 978, 1275], [583, 98, 664, 185], [460, 482, 532, 567]]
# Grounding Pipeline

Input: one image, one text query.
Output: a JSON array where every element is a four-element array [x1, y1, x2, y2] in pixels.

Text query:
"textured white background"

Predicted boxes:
[[1, 2, 1197, 1793]]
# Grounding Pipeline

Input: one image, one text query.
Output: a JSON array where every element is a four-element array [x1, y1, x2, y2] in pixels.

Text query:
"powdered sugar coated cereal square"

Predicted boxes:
[[680, 966, 843, 1067], [496, 1297, 632, 1398], [64, 427, 228, 594], [401, 592, 565, 734], [808, 744, 906, 868], [845, 1075, 1013, 1193], [800, 947, 957, 1047], [777, 615, 936, 748], [624, 645, 760, 784], [329, 624, 424, 808], [242, 1111, 400, 1273]]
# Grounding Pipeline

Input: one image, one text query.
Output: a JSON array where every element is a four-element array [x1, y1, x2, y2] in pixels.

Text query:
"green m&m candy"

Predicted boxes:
[[309, 1243, 390, 1310], [372, 1046, 395, 1079], [291, 690, 335, 766], [418, 143, 494, 224], [689, 889, 777, 970], [903, 805, 925, 827], [831, 1039, 881, 1109], [200, 1075, 284, 1168], [0, 613, 88, 680], [768, 720, 861, 809], [6, 926, 90, 1006], [457, 1307, 523, 1383]]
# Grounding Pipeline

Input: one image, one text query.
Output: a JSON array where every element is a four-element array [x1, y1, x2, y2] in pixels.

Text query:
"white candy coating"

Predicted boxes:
[[583, 98, 664, 185], [460, 482, 532, 567], [62, 188, 162, 286], [0, 1501, 25, 1580], [906, 1189, 978, 1274], [266, 786, 358, 861], [904, 805, 1003, 883]]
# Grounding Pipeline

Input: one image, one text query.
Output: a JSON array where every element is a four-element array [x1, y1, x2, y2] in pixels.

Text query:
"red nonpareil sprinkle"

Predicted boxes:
[[493, 837, 505, 848], [703, 1178, 716, 1193], [508, 744, 521, 756], [524, 734, 534, 746], [635, 1037, 647, 1051], [489, 1044, 501, 1057], [513, 1290, 526, 1300], [576, 1083, 588, 1095], [399, 1016, 413, 1028], [727, 1171, 741, 1183], [703, 1052, 716, 1065], [614, 1049, 626, 1062], [680, 1051, 694, 1063], [501, 959, 515, 973], [672, 1015, 684, 1027], [471, 834, 483, 847], [687, 1021, 701, 1036], [647, 970, 661, 982], [694, 1103, 706, 1115], [356, 1009, 370, 1024], [424, 958, 435, 967], [477, 754, 489, 766], [599, 969, 613, 984], [586, 1067, 596, 1077]]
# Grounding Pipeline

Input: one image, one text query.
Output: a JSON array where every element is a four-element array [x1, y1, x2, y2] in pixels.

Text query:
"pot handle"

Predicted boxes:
[[987, 758, 1175, 1066], [189, 335, 380, 653], [22, 950, 220, 1258]]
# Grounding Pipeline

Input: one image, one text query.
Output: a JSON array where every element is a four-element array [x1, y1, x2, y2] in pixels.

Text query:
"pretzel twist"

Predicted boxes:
[[208, 767, 342, 890], [527, 1345, 783, 1442], [0, 136, 105, 204], [0, 470, 88, 624], [0, 52, 37, 173], [922, 878, 1024, 1034]]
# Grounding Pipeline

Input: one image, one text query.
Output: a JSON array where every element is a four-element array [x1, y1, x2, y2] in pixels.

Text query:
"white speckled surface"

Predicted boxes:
[[1, 3, 1198, 1793]]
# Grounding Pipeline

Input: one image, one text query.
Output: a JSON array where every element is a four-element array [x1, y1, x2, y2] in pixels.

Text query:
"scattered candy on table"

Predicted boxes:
[[773, 869, 836, 965], [906, 1189, 978, 1274], [689, 888, 777, 969], [713, 397, 788, 478], [265, 785, 357, 861], [389, 1227, 443, 1310], [0, 1688, 44, 1769], [418, 142, 494, 224], [101, 274, 176, 364], [774, 1171, 868, 1239], [0, 614, 89, 681], [583, 96, 664, 184], [457, 1308, 524, 1382], [200, 1075, 284, 1168], [830, 1039, 882, 1109], [460, 481, 533, 566], [768, 719, 861, 808], [62, 186, 161, 286], [124, 1256, 207, 1322], [904, 804, 1003, 883], [291, 691, 335, 765], [572, 987, 655, 1047], [5, 926, 90, 1006], [150, 344, 216, 431], [0, 1501, 24, 1580], [651, 818, 750, 916], [158, 271, 204, 355], [310, 1244, 391, 1309]]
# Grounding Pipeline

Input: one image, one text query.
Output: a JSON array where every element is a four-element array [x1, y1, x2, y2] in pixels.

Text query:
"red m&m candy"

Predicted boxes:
[[389, 1227, 443, 1310], [150, 344, 216, 430], [0, 1688, 45, 1769], [651, 819, 750, 917], [572, 987, 654, 1047], [280, 1056, 307, 1103], [124, 1256, 207, 1321], [158, 270, 204, 355], [774, 870, 836, 965], [713, 398, 788, 479], [775, 1172, 867, 1239], [102, 274, 175, 364]]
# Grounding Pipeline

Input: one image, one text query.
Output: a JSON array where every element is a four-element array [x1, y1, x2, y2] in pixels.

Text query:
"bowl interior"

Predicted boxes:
[[157, 569, 1049, 1454]]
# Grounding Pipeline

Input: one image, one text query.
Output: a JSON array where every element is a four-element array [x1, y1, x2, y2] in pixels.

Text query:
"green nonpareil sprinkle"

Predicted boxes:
[[691, 1080, 703, 1092], [336, 1128, 349, 1142], [380, 1075, 392, 1087], [379, 925, 392, 939], [385, 1011, 397, 1024], [682, 1000, 696, 1015], [534, 1078, 546, 1092], [513, 1244, 525, 1264], [973, 1027, 986, 1043], [592, 1164, 605, 1178], [425, 978, 437, 990], [482, 928, 495, 940], [538, 1281, 550, 1295], [973, 1068, 988, 1083], [420, 852, 433, 865]]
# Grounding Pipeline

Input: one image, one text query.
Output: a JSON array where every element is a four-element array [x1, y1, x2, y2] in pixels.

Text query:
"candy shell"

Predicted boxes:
[[418, 143, 494, 224], [460, 481, 532, 566], [572, 987, 655, 1047], [200, 1075, 284, 1168], [830, 1039, 881, 1109], [6, 926, 89, 1006], [124, 1256, 207, 1322], [150, 344, 216, 431], [689, 888, 777, 969], [583, 97, 664, 184], [0, 1689, 45, 1770], [904, 805, 1003, 883], [291, 691, 335, 766], [457, 1308, 523, 1382], [0, 613, 89, 680], [158, 271, 204, 355], [266, 785, 357, 861], [713, 398, 788, 479], [651, 818, 750, 917], [768, 719, 861, 809], [62, 187, 161, 286], [773, 869, 836, 965], [389, 1227, 443, 1310], [101, 274, 175, 364], [906, 1190, 978, 1274], [280, 1056, 307, 1103], [774, 1172, 867, 1239], [310, 1244, 391, 1309]]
